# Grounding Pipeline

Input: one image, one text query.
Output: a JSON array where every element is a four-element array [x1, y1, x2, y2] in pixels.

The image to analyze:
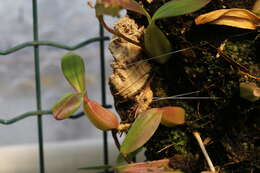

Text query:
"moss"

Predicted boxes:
[[145, 126, 189, 160], [142, 1, 259, 171]]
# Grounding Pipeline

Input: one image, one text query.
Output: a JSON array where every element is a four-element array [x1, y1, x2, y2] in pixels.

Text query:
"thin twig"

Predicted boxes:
[[193, 132, 216, 172], [111, 130, 132, 163], [125, 47, 195, 68], [153, 97, 221, 101]]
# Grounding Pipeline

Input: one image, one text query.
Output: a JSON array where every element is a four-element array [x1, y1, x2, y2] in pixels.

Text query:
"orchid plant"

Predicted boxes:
[[52, 52, 186, 172], [51, 0, 260, 172]]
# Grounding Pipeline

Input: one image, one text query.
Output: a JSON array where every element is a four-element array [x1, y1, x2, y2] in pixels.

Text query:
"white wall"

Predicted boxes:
[[0, 139, 119, 173]]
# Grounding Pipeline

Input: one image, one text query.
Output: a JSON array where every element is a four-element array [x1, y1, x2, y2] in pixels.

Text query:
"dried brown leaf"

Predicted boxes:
[[195, 8, 260, 30]]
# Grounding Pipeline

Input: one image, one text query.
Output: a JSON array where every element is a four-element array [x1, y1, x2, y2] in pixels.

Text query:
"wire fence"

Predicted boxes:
[[0, 0, 111, 172]]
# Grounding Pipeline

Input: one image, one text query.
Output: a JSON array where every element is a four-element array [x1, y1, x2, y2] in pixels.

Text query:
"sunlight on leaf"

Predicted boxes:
[[120, 108, 162, 155], [253, 0, 260, 16], [240, 82, 260, 102], [61, 53, 85, 93], [52, 93, 82, 120], [83, 97, 119, 131], [144, 22, 172, 64], [160, 106, 185, 127], [152, 0, 211, 21], [195, 8, 260, 30]]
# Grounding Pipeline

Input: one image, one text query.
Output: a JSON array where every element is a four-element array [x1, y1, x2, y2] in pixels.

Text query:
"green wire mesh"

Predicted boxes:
[[0, 0, 110, 172]]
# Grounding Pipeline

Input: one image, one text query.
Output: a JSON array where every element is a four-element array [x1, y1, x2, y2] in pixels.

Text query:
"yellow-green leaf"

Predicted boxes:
[[120, 108, 162, 155], [240, 82, 260, 102], [52, 93, 82, 120], [144, 22, 172, 64], [152, 0, 211, 21], [253, 0, 260, 16], [83, 97, 119, 131], [195, 8, 260, 30], [160, 106, 185, 127], [61, 52, 85, 93]]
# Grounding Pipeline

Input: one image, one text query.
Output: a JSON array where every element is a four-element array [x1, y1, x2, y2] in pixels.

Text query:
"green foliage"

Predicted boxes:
[[120, 108, 162, 155], [61, 52, 85, 93], [52, 93, 83, 120], [152, 0, 211, 20], [144, 22, 172, 64], [95, 0, 211, 63], [54, 52, 119, 130]]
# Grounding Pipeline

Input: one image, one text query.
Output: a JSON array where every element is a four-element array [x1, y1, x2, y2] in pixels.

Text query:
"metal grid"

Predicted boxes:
[[0, 0, 111, 172]]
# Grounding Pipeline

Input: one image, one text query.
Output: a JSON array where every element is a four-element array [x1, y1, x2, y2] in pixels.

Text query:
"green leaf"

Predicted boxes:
[[144, 22, 172, 64], [78, 165, 113, 170], [52, 93, 83, 120], [120, 108, 162, 155], [61, 52, 85, 93], [152, 0, 211, 21]]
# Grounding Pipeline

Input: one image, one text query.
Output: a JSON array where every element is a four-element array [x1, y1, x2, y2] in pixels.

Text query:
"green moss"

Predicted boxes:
[[145, 126, 189, 160], [125, 0, 259, 172], [145, 32, 259, 172]]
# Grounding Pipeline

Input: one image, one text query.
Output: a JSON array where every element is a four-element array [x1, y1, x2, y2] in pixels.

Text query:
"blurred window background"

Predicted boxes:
[[0, 0, 123, 172]]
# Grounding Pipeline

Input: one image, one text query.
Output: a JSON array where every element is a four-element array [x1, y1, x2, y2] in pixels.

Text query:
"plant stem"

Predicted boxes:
[[111, 130, 132, 163], [193, 131, 216, 172]]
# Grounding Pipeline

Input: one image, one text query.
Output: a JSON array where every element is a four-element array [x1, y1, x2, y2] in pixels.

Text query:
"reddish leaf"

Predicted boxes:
[[52, 93, 82, 120], [83, 97, 119, 131], [115, 159, 171, 173], [160, 106, 185, 127]]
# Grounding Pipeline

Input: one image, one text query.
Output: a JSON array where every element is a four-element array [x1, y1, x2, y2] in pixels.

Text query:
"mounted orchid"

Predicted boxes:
[[52, 52, 186, 170]]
